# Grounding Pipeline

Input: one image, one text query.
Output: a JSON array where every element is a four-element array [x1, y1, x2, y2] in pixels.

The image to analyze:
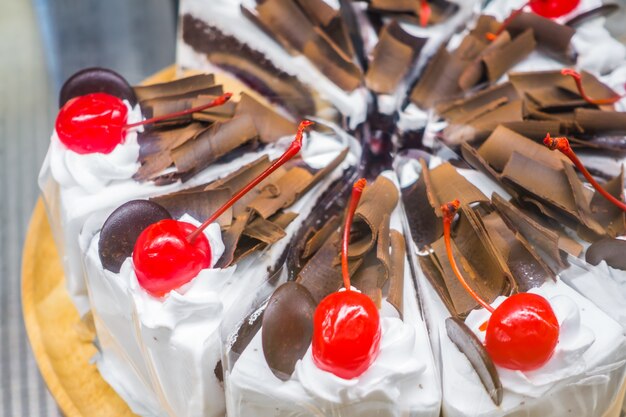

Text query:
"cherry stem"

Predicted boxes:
[[561, 69, 624, 106], [342, 178, 367, 291], [543, 134, 626, 212], [186, 120, 314, 243], [420, 0, 431, 27], [486, 1, 533, 41], [441, 200, 495, 313], [124, 92, 233, 129]]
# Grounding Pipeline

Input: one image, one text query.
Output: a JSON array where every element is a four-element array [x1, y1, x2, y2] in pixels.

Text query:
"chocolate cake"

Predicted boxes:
[[38, 1, 626, 416]]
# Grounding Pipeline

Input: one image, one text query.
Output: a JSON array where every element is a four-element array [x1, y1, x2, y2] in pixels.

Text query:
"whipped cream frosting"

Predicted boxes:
[[225, 172, 441, 417], [397, 159, 626, 417], [80, 130, 359, 417]]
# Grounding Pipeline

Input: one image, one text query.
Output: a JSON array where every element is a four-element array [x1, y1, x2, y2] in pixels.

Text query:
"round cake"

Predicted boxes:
[[38, 0, 626, 416]]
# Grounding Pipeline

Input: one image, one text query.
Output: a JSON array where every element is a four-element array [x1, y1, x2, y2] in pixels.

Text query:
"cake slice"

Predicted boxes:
[[223, 173, 441, 416], [79, 121, 360, 417]]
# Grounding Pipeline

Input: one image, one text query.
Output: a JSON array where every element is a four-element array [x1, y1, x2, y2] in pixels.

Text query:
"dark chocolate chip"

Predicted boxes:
[[59, 67, 137, 108], [262, 282, 316, 380], [446, 317, 503, 406], [586, 238, 626, 271], [98, 200, 172, 273]]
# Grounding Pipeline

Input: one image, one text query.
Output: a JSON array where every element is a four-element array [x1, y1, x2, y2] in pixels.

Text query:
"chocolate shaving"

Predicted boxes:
[[431, 205, 512, 316], [150, 188, 233, 227], [478, 126, 571, 173], [376, 214, 392, 286], [365, 21, 426, 94], [481, 211, 554, 291], [561, 161, 606, 237], [501, 120, 561, 142], [420, 253, 456, 315], [133, 74, 216, 102], [446, 317, 503, 406], [351, 251, 385, 308], [135, 123, 207, 181], [574, 109, 626, 136], [216, 212, 252, 268], [401, 162, 442, 249], [242, 216, 287, 244], [387, 230, 406, 317], [483, 29, 536, 83], [410, 47, 467, 108], [438, 82, 520, 123], [586, 238, 626, 270], [349, 176, 399, 258], [508, 12, 575, 55], [171, 115, 259, 176], [588, 167, 626, 237], [428, 162, 488, 214], [492, 193, 579, 273], [296, 231, 362, 303], [235, 93, 298, 144], [303, 214, 341, 259]]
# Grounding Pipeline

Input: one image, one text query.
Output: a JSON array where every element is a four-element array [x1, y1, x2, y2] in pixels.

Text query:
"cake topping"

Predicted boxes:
[[487, 0, 580, 41], [560, 69, 625, 105], [445, 317, 503, 405], [441, 200, 560, 371], [543, 134, 626, 212], [312, 178, 382, 379], [58, 67, 137, 108], [585, 238, 626, 271], [98, 200, 172, 273], [262, 282, 316, 380], [55, 90, 232, 155], [132, 120, 313, 297]]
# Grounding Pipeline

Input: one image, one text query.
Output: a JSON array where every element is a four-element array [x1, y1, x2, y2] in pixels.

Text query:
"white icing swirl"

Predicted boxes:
[[50, 100, 142, 193], [464, 289, 595, 398], [294, 316, 426, 405]]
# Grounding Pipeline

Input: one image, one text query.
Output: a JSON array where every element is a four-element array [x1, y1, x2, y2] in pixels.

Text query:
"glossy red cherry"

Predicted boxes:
[[312, 290, 381, 379], [441, 201, 560, 372], [529, 0, 580, 18], [133, 219, 211, 297], [132, 120, 313, 297], [485, 293, 559, 371], [312, 178, 381, 379], [56, 93, 128, 154]]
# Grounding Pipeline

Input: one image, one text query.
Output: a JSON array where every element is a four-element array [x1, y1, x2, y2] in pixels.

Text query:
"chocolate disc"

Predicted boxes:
[[586, 238, 626, 271], [262, 282, 316, 380], [59, 67, 137, 108], [446, 317, 503, 406], [98, 200, 172, 273]]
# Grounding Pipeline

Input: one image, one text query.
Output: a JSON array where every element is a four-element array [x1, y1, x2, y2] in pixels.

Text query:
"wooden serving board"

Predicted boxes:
[[21, 67, 626, 417]]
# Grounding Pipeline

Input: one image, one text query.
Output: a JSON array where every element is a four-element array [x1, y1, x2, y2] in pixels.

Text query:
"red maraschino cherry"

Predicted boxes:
[[133, 120, 314, 297], [441, 200, 559, 371], [420, 0, 431, 27], [561, 69, 625, 106], [544, 134, 626, 212], [55, 91, 232, 155], [486, 0, 580, 41], [312, 178, 382, 379]]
